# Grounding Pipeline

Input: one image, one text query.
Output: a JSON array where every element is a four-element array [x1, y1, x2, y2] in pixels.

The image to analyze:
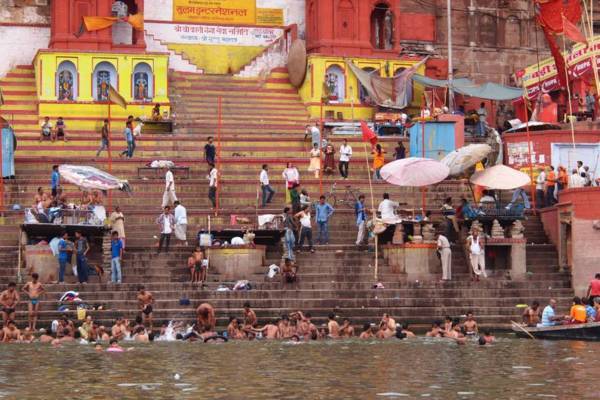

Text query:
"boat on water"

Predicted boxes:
[[512, 322, 600, 341]]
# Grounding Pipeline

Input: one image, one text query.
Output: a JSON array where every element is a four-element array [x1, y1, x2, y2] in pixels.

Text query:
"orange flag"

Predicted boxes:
[[360, 121, 377, 145], [562, 15, 587, 44]]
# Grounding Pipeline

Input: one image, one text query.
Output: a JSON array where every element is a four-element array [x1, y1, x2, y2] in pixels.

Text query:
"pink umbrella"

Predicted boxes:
[[469, 164, 531, 190], [380, 157, 450, 187]]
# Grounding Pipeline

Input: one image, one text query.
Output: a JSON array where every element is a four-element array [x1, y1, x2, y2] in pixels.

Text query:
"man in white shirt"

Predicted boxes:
[[208, 163, 218, 209], [295, 205, 314, 253], [576, 160, 585, 176], [569, 168, 586, 188], [173, 200, 188, 245], [437, 233, 452, 281], [156, 206, 175, 254], [162, 166, 177, 208], [535, 169, 546, 208], [338, 139, 352, 179], [466, 228, 487, 281], [377, 193, 400, 224], [305, 123, 320, 147], [259, 164, 275, 207], [40, 117, 52, 141]]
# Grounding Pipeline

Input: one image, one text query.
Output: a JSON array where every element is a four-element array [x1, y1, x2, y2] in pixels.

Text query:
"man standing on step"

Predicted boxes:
[[51, 165, 60, 198], [437, 232, 452, 281], [466, 228, 487, 281], [74, 230, 90, 284], [204, 137, 216, 165], [110, 231, 124, 284], [283, 207, 297, 261], [208, 163, 218, 210], [305, 123, 321, 148], [137, 286, 154, 330], [338, 139, 352, 179], [315, 195, 334, 245], [295, 205, 315, 253], [121, 120, 134, 158], [174, 200, 188, 245], [96, 119, 110, 157], [162, 166, 177, 208], [355, 195, 367, 247], [0, 282, 19, 325], [259, 164, 275, 207], [156, 206, 175, 254]]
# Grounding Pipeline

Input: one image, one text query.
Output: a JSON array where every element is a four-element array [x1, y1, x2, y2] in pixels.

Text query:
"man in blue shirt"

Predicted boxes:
[[315, 195, 334, 245], [120, 121, 134, 158], [583, 297, 597, 321], [110, 231, 124, 283], [57, 232, 71, 283], [51, 165, 60, 198], [355, 195, 367, 246], [539, 298, 562, 327]]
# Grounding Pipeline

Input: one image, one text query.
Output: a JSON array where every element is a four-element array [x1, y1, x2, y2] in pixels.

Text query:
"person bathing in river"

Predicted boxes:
[[339, 318, 355, 338], [243, 302, 257, 331], [327, 313, 340, 338], [359, 323, 376, 339], [196, 303, 216, 331], [462, 311, 478, 335]]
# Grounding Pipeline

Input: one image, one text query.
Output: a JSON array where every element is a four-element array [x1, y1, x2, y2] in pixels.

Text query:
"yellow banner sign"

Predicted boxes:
[[173, 0, 256, 25], [257, 8, 284, 26]]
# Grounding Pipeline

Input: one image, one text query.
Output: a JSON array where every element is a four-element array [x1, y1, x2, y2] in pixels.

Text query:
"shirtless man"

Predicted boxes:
[[22, 273, 45, 330], [339, 318, 355, 338], [188, 247, 205, 284], [38, 328, 55, 343], [33, 187, 45, 207], [327, 313, 341, 338], [381, 313, 396, 331], [111, 317, 127, 340], [426, 321, 443, 337], [278, 315, 295, 339], [481, 330, 495, 344], [243, 302, 257, 330], [2, 320, 21, 343], [463, 311, 478, 335], [359, 323, 375, 339], [21, 327, 35, 343], [445, 321, 467, 345], [0, 282, 19, 324], [226, 317, 245, 340], [522, 301, 541, 327], [252, 319, 280, 340], [133, 326, 149, 342], [400, 323, 416, 338], [376, 321, 395, 339], [137, 286, 154, 330], [196, 302, 216, 331]]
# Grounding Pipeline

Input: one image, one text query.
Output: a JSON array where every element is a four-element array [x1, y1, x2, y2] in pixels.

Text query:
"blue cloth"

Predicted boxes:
[[111, 238, 123, 259], [58, 239, 69, 262], [284, 229, 295, 261], [76, 254, 89, 284], [586, 305, 596, 320], [510, 188, 531, 209], [124, 127, 133, 142], [2, 128, 15, 178], [315, 202, 334, 223], [51, 170, 60, 189], [540, 305, 556, 327], [355, 201, 366, 226], [58, 259, 67, 283]]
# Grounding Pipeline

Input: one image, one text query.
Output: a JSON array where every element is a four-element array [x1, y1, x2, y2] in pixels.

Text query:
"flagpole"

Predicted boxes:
[[561, 15, 578, 151], [216, 96, 222, 217], [582, 1, 600, 111], [108, 101, 113, 211]]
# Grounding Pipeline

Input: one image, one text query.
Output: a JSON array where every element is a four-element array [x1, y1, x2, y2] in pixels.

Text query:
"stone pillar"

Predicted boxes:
[[510, 242, 527, 280]]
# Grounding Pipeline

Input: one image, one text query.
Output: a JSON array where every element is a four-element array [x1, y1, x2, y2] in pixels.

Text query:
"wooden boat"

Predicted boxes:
[[512, 322, 600, 341]]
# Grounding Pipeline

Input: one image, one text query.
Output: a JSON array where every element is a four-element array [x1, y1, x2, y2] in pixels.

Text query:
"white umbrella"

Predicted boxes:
[[59, 165, 132, 193], [469, 165, 531, 190], [441, 144, 492, 176], [380, 157, 449, 187]]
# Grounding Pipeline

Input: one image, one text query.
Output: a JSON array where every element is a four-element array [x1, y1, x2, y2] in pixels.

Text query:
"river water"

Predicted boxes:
[[0, 337, 598, 399]]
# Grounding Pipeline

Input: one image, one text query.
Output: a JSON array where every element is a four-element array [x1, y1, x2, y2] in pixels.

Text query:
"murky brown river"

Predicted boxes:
[[0, 337, 599, 399]]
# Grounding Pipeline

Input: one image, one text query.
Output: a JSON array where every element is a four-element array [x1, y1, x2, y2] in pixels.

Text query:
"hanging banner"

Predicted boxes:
[[518, 36, 600, 99], [256, 8, 284, 26], [173, 0, 256, 25], [145, 22, 282, 46]]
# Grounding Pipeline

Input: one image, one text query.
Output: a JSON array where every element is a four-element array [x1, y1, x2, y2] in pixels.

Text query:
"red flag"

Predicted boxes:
[[542, 27, 568, 88], [360, 121, 377, 145], [562, 15, 587, 44]]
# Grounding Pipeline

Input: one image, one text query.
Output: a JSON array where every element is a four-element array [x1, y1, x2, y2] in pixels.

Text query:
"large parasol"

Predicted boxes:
[[380, 157, 450, 187], [469, 164, 531, 190], [58, 165, 132, 193], [441, 144, 492, 176]]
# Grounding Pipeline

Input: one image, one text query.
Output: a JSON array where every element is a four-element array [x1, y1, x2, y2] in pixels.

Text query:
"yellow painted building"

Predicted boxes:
[[34, 50, 170, 127], [299, 55, 426, 121]]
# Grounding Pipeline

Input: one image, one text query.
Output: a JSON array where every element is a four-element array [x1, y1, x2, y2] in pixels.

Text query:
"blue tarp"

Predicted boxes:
[[412, 74, 523, 101], [1, 127, 15, 178]]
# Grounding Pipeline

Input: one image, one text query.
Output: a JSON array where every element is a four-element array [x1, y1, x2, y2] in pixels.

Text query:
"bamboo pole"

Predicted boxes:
[[107, 102, 113, 212], [216, 96, 222, 216], [521, 93, 537, 210], [363, 137, 378, 281], [581, 1, 600, 112]]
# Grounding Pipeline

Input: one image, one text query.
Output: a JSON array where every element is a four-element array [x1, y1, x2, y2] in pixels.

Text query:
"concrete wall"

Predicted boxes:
[[0, 0, 51, 77]]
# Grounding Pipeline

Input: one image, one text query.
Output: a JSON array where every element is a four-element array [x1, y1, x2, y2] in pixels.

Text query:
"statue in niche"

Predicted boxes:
[[134, 72, 149, 100], [58, 70, 73, 101], [384, 10, 394, 49], [97, 70, 110, 101], [325, 72, 339, 100]]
